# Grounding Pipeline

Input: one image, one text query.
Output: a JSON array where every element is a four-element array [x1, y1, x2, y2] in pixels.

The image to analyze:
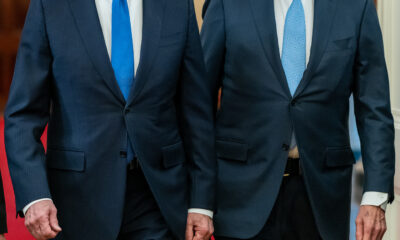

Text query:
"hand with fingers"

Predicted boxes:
[[0, 234, 5, 240], [185, 212, 214, 240], [25, 200, 62, 240], [356, 205, 387, 240]]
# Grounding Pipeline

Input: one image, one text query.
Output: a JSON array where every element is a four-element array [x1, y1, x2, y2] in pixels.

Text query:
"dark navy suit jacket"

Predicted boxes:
[[202, 0, 395, 239], [4, 0, 216, 239]]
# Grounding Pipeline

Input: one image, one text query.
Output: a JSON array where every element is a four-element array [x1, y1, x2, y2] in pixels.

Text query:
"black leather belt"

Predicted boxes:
[[284, 158, 301, 177]]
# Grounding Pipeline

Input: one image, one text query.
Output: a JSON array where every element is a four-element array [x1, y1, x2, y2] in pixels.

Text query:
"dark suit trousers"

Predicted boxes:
[[116, 167, 175, 240], [0, 170, 7, 234], [216, 176, 321, 240]]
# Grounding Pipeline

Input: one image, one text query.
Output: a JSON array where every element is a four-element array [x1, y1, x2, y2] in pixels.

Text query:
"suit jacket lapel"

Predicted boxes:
[[126, 0, 166, 105], [250, 0, 291, 98], [67, 0, 125, 104], [293, 0, 337, 98]]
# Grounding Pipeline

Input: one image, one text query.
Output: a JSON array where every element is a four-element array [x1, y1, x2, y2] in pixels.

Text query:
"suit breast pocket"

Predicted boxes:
[[325, 36, 356, 53], [159, 32, 186, 48]]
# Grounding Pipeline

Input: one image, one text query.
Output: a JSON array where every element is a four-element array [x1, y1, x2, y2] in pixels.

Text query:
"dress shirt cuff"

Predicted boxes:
[[360, 192, 388, 211], [188, 208, 214, 219], [23, 198, 53, 215]]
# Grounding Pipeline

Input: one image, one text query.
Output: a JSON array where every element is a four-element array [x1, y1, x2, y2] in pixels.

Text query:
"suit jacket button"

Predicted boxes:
[[120, 151, 127, 158], [124, 108, 130, 114], [291, 100, 297, 106], [282, 144, 290, 151]]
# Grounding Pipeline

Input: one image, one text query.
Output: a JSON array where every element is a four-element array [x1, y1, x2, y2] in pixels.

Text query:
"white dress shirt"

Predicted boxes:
[[274, 0, 388, 210], [24, 0, 213, 219]]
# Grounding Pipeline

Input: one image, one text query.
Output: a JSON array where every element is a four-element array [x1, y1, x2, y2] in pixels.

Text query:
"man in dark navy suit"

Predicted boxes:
[[202, 0, 395, 239], [4, 0, 216, 239]]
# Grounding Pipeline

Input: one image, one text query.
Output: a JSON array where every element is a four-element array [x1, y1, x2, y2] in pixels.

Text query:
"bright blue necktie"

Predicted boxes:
[[112, 0, 134, 100], [112, 0, 135, 164], [281, 0, 306, 96]]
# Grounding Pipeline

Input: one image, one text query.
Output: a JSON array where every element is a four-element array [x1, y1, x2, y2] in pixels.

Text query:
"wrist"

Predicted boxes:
[[23, 198, 53, 216], [188, 208, 214, 219]]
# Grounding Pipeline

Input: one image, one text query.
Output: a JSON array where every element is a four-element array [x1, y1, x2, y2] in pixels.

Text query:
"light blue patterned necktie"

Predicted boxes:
[[112, 0, 134, 100], [281, 0, 306, 96]]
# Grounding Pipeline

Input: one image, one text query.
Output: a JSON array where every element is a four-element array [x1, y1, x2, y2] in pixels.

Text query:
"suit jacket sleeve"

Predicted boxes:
[[353, 0, 395, 203], [178, 0, 217, 210], [0, 171, 7, 234], [4, 0, 52, 215]]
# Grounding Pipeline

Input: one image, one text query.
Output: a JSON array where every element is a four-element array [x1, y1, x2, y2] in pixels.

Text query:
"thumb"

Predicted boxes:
[[185, 221, 194, 240], [49, 207, 62, 232], [356, 218, 363, 240]]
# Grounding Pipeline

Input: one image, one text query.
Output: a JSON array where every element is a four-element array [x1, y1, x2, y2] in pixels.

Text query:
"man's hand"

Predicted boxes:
[[356, 205, 386, 240], [185, 212, 214, 240], [0, 234, 5, 240], [25, 200, 62, 240]]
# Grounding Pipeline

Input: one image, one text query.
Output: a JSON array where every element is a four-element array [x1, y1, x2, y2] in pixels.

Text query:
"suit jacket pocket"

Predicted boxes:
[[325, 147, 356, 168], [47, 149, 86, 172], [216, 139, 248, 162], [162, 141, 186, 168], [325, 36, 355, 52]]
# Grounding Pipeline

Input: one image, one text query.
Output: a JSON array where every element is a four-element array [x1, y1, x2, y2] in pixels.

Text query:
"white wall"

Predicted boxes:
[[377, 0, 400, 239]]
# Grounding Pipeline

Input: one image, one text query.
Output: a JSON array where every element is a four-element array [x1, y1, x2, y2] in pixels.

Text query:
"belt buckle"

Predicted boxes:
[[283, 173, 290, 177]]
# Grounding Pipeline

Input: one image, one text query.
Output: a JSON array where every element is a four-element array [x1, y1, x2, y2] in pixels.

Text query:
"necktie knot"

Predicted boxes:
[[113, 0, 128, 6], [290, 0, 303, 8]]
